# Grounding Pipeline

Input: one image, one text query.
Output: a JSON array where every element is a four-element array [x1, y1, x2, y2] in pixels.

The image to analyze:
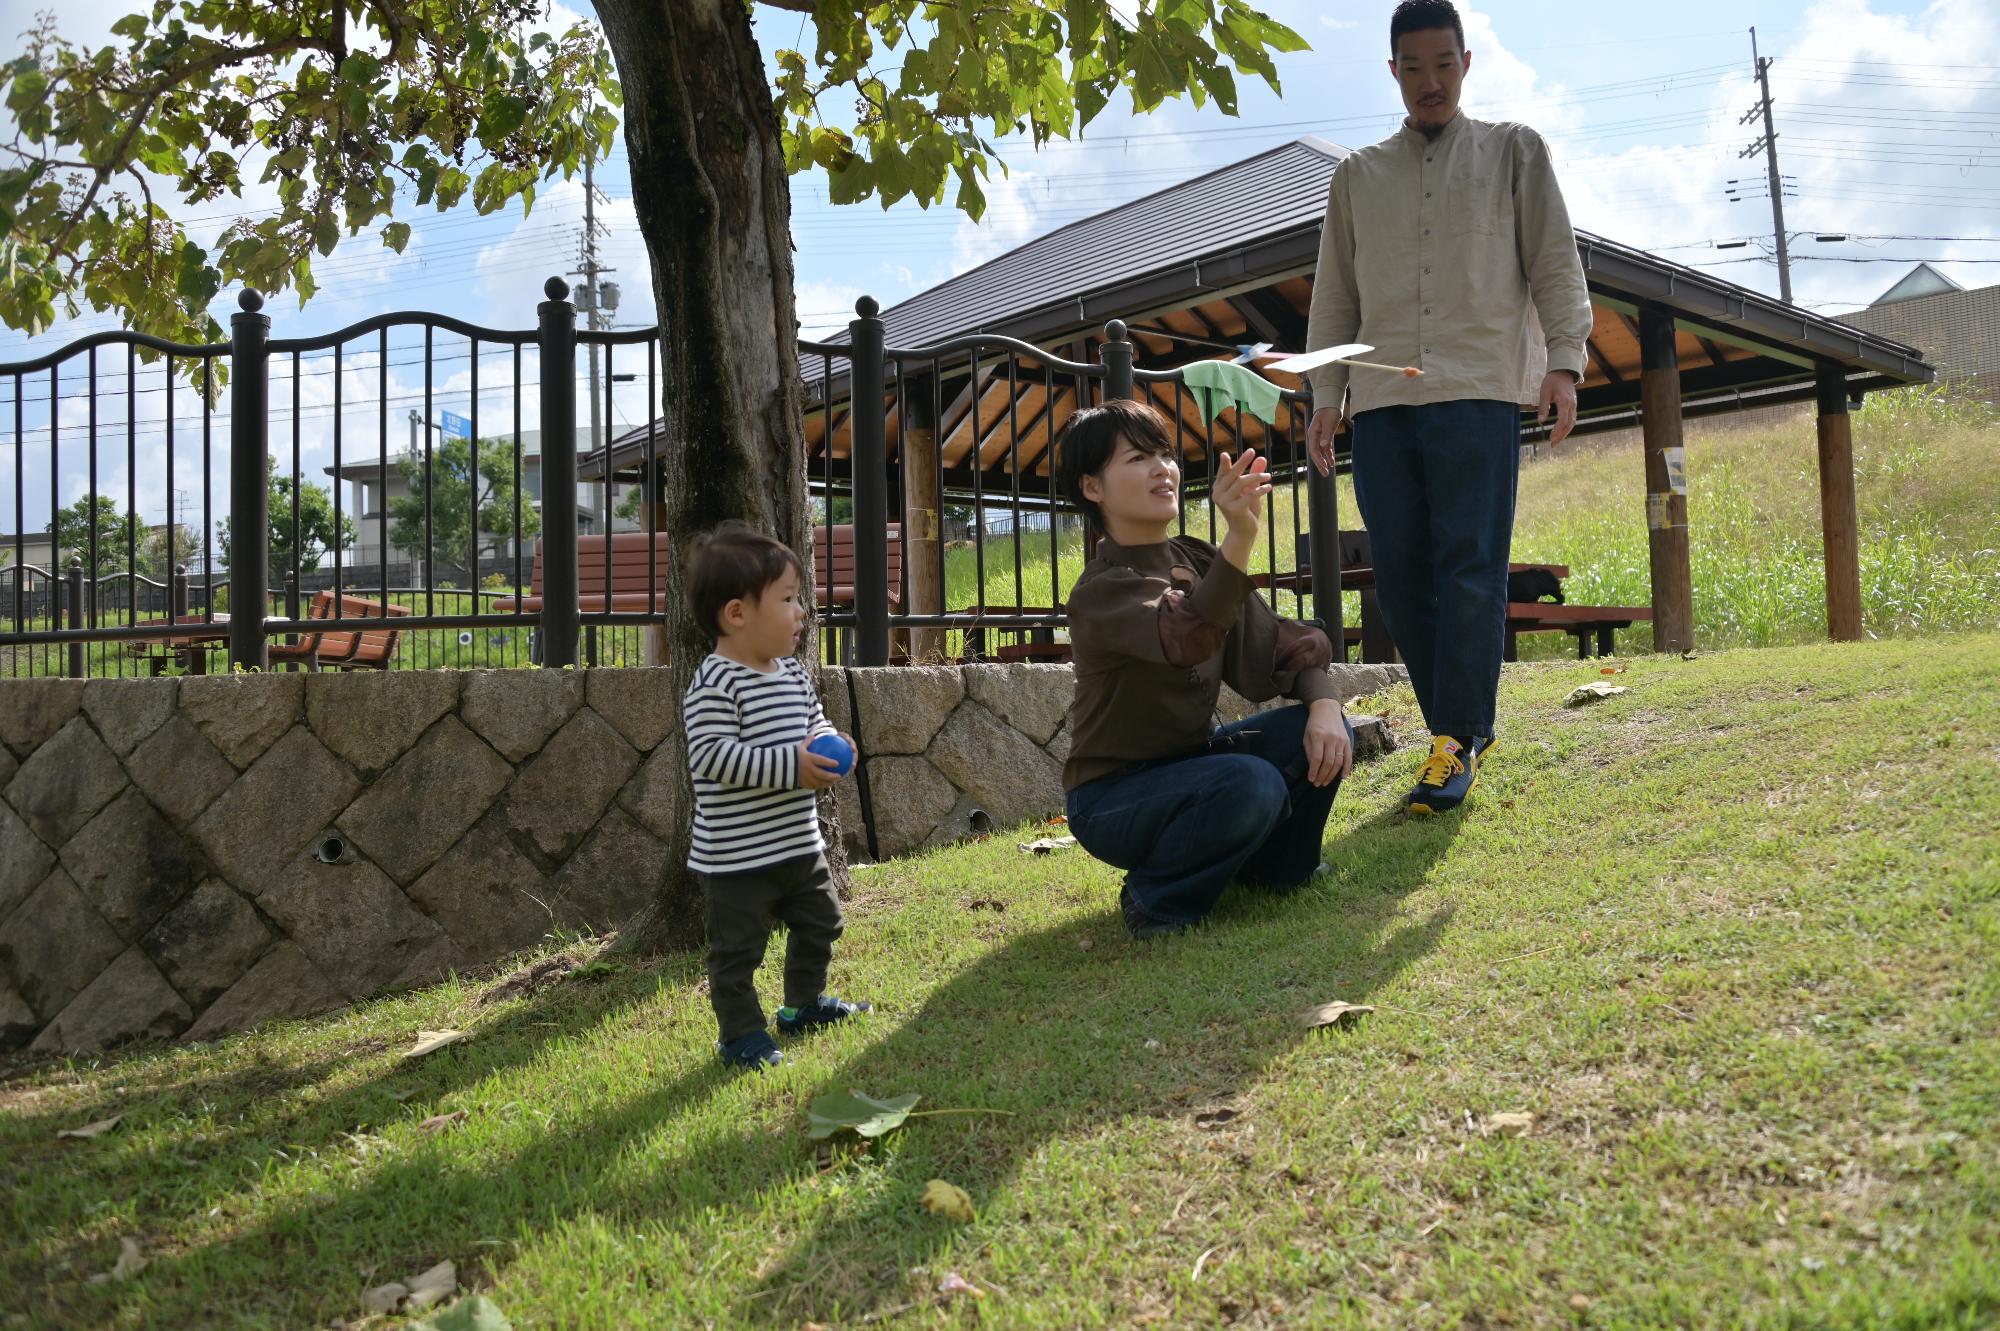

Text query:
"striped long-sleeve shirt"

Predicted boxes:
[[682, 652, 837, 873]]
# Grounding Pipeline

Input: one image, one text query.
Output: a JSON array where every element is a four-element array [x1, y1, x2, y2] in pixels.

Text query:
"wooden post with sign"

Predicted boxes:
[[901, 381, 945, 663], [1638, 302, 1694, 653]]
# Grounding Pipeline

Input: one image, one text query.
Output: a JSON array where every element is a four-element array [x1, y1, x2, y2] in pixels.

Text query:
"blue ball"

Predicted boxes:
[[808, 733, 855, 776]]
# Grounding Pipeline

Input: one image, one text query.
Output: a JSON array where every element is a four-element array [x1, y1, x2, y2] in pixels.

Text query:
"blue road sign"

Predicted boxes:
[[440, 410, 472, 440]]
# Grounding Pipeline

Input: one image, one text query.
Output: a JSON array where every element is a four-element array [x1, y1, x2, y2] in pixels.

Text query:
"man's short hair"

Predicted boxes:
[[1390, 0, 1465, 56], [684, 521, 804, 642], [1054, 397, 1177, 533]]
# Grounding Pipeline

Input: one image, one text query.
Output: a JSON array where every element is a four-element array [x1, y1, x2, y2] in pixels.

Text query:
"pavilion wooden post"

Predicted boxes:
[[1814, 361, 1864, 641], [900, 380, 946, 663], [1638, 303, 1695, 653]]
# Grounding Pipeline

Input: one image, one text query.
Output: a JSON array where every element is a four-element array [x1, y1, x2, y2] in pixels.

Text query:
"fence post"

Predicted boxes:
[[1306, 466, 1344, 645], [64, 557, 86, 678], [849, 296, 891, 667], [228, 289, 271, 670], [537, 277, 580, 669], [170, 564, 188, 620], [1101, 320, 1134, 401]]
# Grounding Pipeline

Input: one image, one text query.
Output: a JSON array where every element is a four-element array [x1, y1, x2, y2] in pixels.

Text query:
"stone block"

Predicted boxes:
[[259, 850, 455, 999], [0, 678, 84, 754], [817, 667, 852, 736], [849, 666, 963, 755], [0, 798, 54, 924], [82, 677, 177, 757], [142, 880, 275, 1008], [126, 712, 237, 826], [0, 869, 125, 1022], [1327, 662, 1409, 702], [31, 946, 191, 1052], [337, 716, 510, 884], [0, 982, 34, 1049], [1350, 714, 1397, 761], [406, 817, 558, 965], [182, 942, 344, 1043], [506, 708, 639, 862], [191, 725, 360, 893], [617, 741, 685, 842], [305, 670, 460, 777], [551, 805, 671, 933], [60, 788, 205, 943], [829, 770, 869, 864], [179, 672, 304, 769], [863, 755, 958, 859], [1045, 719, 1072, 769], [924, 700, 1063, 832], [585, 667, 678, 751], [4, 715, 127, 848], [460, 667, 583, 762], [962, 663, 1072, 744], [923, 794, 999, 850], [0, 743, 15, 788]]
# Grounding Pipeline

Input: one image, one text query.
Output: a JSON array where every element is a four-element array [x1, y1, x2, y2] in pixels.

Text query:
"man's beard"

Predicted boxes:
[[1416, 118, 1448, 141]]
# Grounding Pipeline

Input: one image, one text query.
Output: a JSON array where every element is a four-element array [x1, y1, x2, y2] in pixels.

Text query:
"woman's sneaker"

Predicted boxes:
[[776, 995, 872, 1036], [718, 1028, 784, 1071], [1405, 736, 1485, 815]]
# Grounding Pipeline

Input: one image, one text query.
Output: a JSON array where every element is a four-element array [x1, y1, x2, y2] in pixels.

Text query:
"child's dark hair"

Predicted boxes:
[[1390, 0, 1464, 55], [1054, 397, 1177, 533], [685, 521, 805, 642]]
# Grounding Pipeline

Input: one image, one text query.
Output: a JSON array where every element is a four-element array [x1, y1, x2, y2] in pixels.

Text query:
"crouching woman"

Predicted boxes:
[[1056, 398, 1355, 938]]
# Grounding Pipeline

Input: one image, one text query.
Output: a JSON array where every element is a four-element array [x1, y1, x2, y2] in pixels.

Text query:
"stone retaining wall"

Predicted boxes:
[[0, 661, 1404, 1053]]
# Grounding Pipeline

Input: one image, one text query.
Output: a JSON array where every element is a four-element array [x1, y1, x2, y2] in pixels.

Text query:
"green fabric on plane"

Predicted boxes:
[[1180, 358, 1284, 426]]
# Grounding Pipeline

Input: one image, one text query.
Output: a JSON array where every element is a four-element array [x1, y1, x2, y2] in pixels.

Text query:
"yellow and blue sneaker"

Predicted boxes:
[[1405, 735, 1492, 815]]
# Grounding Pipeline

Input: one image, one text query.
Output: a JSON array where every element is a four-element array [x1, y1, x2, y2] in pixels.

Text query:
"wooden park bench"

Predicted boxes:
[[811, 522, 903, 612], [495, 532, 676, 665], [265, 591, 410, 671]]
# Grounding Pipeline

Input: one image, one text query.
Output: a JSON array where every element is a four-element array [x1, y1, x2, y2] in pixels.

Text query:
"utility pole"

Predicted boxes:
[[1738, 27, 1793, 303], [569, 156, 615, 461]]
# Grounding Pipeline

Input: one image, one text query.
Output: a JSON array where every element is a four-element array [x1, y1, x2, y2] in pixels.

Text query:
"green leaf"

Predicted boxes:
[[808, 1088, 920, 1140], [382, 221, 411, 254], [480, 91, 528, 140], [109, 14, 150, 40], [411, 1294, 512, 1331]]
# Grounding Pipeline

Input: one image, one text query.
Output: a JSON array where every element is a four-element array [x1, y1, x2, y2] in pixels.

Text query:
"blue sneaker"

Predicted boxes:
[[1405, 736, 1483, 815], [776, 995, 872, 1036], [718, 1028, 784, 1071]]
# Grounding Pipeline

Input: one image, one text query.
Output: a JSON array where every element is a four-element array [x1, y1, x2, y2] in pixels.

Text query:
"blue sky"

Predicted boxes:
[[3, 0, 1997, 537]]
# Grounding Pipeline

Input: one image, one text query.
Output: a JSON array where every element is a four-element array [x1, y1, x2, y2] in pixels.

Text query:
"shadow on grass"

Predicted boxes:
[[56, 811, 1460, 1328]]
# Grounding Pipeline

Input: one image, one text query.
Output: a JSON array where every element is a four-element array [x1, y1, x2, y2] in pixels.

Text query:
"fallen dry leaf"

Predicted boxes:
[[56, 1115, 122, 1139], [920, 1179, 976, 1223], [1301, 1001, 1375, 1031], [938, 1271, 985, 1300], [1017, 836, 1078, 854], [419, 1110, 468, 1134], [1568, 1293, 1593, 1312], [1076, 937, 1095, 952], [405, 1260, 458, 1312], [404, 1030, 471, 1060], [1480, 1111, 1537, 1138], [363, 1281, 409, 1315], [1194, 1107, 1241, 1130], [86, 1237, 147, 1285], [968, 898, 1006, 912], [1565, 681, 1629, 708], [478, 955, 576, 1006]]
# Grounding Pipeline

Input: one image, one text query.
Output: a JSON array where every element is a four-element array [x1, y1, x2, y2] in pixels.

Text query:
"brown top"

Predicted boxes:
[[1062, 534, 1339, 791]]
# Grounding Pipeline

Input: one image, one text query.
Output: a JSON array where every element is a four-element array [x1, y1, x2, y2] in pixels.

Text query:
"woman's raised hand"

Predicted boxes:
[[1213, 448, 1273, 539]]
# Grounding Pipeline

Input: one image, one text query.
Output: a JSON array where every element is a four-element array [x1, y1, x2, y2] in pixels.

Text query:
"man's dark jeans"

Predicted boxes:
[[1064, 702, 1350, 935], [698, 851, 843, 1042], [1350, 398, 1521, 740]]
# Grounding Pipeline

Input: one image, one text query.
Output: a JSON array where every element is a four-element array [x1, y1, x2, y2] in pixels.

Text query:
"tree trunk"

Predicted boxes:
[[595, 0, 845, 953]]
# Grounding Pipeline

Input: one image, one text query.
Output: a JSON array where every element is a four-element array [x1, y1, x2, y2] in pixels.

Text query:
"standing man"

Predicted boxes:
[[1305, 0, 1592, 815]]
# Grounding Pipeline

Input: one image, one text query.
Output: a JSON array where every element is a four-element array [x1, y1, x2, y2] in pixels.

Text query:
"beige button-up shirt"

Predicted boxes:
[[1306, 114, 1593, 416]]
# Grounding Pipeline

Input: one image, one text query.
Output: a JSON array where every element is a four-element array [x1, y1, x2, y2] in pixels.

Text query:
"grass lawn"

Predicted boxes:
[[5, 633, 1998, 1329]]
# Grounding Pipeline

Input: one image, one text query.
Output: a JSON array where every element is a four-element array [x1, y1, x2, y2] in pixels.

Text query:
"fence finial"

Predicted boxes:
[[544, 276, 571, 302], [855, 295, 880, 319], [238, 288, 265, 313], [1105, 318, 1129, 343]]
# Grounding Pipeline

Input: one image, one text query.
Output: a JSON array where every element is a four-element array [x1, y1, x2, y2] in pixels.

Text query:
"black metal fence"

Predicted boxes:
[[3, 284, 1343, 678]]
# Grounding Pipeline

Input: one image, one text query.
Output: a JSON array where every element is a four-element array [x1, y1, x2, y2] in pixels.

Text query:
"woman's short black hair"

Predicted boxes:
[[1390, 0, 1464, 56], [1054, 397, 1177, 533], [684, 521, 805, 642]]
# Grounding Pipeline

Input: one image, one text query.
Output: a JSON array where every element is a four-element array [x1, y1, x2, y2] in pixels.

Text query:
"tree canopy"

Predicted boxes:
[[3, 0, 1308, 344]]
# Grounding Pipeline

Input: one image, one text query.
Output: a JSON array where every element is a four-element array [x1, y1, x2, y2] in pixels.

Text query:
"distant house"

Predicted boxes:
[[1840, 266, 1998, 402], [323, 424, 621, 586]]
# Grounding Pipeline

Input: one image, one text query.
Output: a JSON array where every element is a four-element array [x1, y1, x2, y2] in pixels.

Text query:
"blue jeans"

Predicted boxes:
[[1350, 399, 1521, 739], [1065, 703, 1351, 934]]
